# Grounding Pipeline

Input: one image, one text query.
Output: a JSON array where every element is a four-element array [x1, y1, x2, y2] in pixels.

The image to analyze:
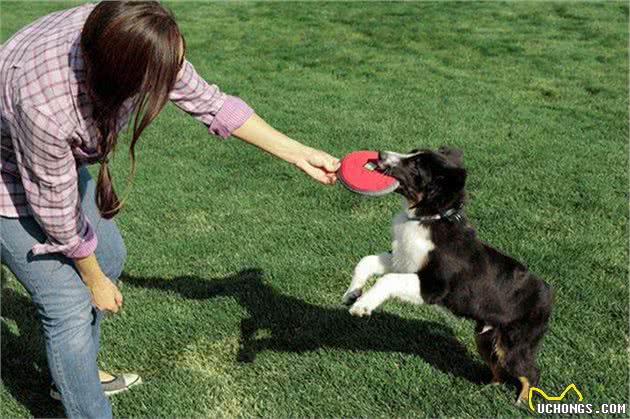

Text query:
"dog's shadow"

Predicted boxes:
[[123, 268, 487, 383]]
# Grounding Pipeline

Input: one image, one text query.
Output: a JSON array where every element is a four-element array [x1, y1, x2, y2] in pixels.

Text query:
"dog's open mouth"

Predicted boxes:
[[374, 159, 392, 176], [365, 157, 395, 179]]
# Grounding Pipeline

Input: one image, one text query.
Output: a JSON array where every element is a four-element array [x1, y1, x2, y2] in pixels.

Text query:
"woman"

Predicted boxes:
[[0, 2, 339, 418]]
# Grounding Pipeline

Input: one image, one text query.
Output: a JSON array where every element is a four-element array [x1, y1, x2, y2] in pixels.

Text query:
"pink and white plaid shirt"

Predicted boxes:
[[0, 3, 254, 258]]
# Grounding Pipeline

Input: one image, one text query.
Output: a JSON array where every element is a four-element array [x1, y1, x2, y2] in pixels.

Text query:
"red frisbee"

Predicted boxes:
[[338, 150, 399, 196]]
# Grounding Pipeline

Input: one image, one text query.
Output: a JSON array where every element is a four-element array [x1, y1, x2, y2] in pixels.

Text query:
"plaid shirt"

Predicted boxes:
[[0, 3, 254, 258]]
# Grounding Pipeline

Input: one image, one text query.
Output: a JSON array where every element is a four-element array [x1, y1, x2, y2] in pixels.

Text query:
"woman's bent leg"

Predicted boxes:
[[0, 167, 126, 418], [1, 217, 112, 419]]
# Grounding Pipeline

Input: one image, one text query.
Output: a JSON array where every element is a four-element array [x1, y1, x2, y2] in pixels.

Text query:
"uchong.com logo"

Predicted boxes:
[[529, 384, 627, 415]]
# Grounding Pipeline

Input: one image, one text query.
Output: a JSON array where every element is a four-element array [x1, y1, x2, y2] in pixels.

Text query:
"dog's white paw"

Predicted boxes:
[[342, 289, 362, 306], [349, 300, 374, 317]]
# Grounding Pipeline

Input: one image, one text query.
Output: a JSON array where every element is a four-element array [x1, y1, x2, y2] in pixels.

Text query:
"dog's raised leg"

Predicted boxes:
[[342, 252, 393, 306], [349, 273, 422, 317]]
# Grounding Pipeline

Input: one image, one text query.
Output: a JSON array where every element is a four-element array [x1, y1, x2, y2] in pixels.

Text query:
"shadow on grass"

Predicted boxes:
[[123, 268, 487, 384], [1, 286, 65, 418]]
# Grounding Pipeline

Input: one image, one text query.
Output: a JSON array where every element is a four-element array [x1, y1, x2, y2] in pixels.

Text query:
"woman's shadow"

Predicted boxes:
[[123, 268, 487, 383], [1, 278, 65, 418]]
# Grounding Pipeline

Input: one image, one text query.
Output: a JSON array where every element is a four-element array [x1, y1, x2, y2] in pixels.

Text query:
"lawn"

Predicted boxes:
[[1, 1, 628, 418]]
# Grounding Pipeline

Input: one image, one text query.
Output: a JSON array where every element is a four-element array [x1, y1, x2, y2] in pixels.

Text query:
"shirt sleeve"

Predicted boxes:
[[10, 103, 97, 258], [169, 60, 254, 139]]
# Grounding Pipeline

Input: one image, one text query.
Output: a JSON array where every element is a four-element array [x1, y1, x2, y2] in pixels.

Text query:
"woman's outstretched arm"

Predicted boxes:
[[169, 60, 339, 184], [233, 113, 339, 185]]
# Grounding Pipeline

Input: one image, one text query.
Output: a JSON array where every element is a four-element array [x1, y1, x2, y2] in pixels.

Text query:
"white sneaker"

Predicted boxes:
[[50, 373, 142, 400]]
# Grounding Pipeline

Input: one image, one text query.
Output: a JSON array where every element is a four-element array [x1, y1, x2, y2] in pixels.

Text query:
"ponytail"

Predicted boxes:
[[96, 158, 121, 219]]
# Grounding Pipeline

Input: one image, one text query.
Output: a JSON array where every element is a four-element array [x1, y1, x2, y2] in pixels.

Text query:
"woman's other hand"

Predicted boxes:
[[74, 253, 123, 313], [89, 276, 123, 313]]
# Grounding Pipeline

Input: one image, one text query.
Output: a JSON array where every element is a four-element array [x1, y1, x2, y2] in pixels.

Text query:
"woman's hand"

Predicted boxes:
[[89, 276, 124, 313], [74, 254, 123, 313], [294, 148, 340, 185]]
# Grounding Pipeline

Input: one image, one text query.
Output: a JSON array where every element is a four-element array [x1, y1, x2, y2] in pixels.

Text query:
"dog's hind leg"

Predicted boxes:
[[475, 324, 504, 384], [349, 273, 422, 317], [499, 336, 539, 404], [342, 252, 393, 306], [514, 360, 540, 405]]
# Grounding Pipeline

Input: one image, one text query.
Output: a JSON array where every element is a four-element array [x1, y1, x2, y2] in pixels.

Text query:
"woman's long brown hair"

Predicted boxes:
[[81, 1, 185, 218]]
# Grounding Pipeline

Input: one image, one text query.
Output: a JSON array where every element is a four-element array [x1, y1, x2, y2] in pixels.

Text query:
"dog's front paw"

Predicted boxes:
[[349, 300, 373, 317], [342, 289, 363, 306]]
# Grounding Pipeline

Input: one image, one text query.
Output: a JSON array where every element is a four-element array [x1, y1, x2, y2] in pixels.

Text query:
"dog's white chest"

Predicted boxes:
[[391, 211, 435, 273]]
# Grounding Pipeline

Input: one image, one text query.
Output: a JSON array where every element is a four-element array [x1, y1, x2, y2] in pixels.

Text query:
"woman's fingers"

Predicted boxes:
[[322, 156, 340, 172], [309, 151, 340, 172], [114, 286, 123, 307], [292, 148, 340, 184], [298, 160, 332, 184], [302, 150, 340, 184], [97, 300, 118, 313], [90, 278, 123, 313]]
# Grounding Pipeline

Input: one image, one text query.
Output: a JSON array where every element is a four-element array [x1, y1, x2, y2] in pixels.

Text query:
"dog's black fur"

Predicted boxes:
[[380, 146, 553, 394]]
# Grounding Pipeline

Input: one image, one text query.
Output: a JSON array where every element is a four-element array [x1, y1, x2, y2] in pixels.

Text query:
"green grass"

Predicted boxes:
[[2, 1, 628, 417]]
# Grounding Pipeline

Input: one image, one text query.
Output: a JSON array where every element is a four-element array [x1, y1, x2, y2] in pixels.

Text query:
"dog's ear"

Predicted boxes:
[[446, 167, 467, 191], [426, 167, 466, 203], [438, 146, 463, 167]]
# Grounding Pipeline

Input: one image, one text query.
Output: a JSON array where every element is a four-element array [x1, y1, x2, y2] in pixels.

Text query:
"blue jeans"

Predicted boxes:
[[1, 166, 126, 419]]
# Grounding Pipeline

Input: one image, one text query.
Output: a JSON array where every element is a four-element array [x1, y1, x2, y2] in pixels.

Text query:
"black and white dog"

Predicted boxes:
[[342, 146, 553, 403]]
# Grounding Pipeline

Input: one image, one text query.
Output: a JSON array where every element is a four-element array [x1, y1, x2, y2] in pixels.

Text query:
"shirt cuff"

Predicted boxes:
[[208, 96, 254, 139], [31, 219, 98, 259]]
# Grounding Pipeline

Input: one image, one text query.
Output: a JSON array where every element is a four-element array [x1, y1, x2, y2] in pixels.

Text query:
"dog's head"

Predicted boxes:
[[377, 146, 466, 212]]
